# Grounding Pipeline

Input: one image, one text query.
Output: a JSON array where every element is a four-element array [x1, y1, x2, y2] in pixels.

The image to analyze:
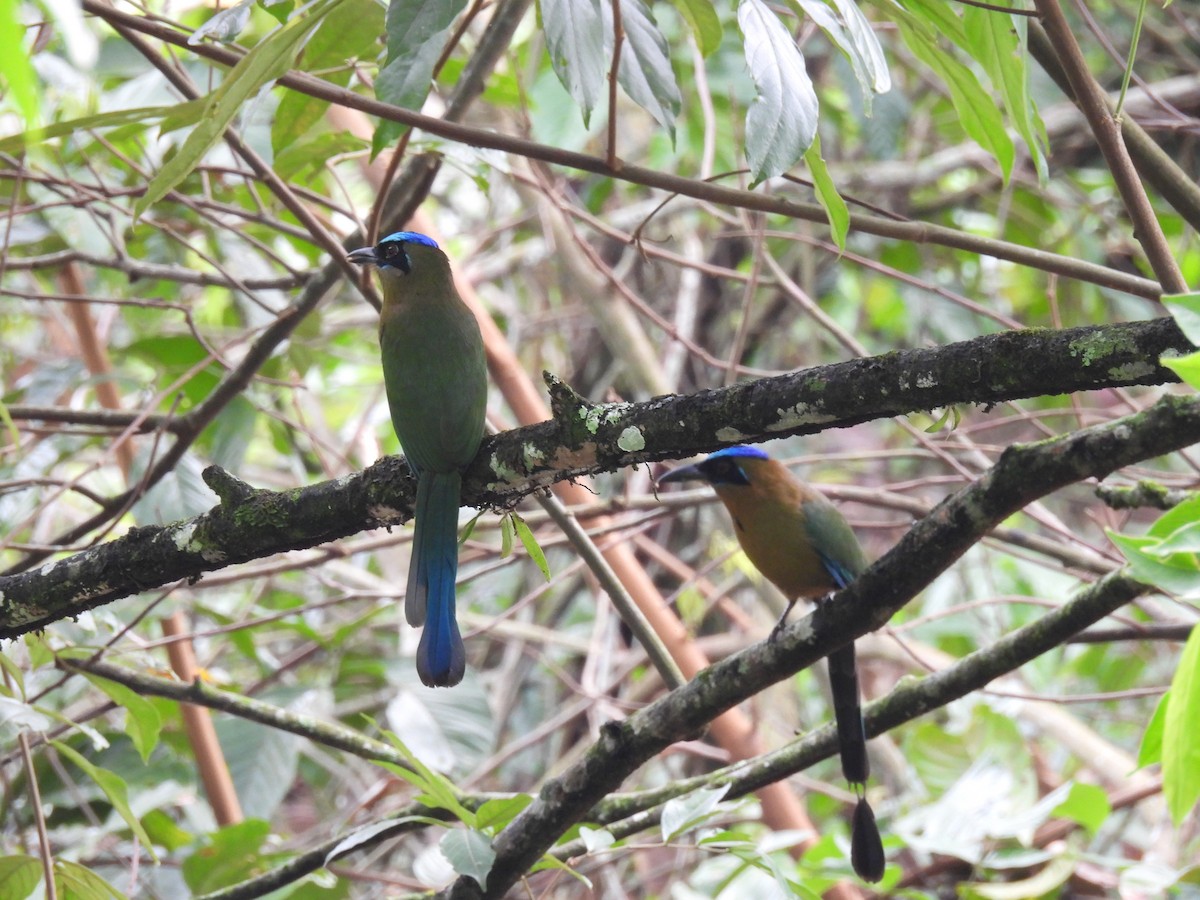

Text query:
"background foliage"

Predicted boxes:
[[2, 0, 1199, 896]]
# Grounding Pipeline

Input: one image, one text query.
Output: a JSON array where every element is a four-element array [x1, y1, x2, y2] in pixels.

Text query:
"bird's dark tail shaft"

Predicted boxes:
[[828, 642, 885, 882], [407, 471, 466, 688], [828, 643, 868, 784]]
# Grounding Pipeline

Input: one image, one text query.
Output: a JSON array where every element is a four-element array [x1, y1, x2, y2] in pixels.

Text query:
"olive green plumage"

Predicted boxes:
[[349, 232, 487, 687]]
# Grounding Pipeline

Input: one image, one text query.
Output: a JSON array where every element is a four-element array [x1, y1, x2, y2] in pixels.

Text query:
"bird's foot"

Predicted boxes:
[[770, 599, 798, 641]]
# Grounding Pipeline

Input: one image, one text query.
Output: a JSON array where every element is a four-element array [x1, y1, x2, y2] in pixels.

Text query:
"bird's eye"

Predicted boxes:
[[378, 241, 412, 273]]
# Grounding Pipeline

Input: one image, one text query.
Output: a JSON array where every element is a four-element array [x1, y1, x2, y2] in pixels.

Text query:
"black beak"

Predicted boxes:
[[347, 246, 378, 266], [656, 461, 707, 486]]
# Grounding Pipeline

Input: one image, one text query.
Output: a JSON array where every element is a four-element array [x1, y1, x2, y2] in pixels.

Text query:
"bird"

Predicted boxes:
[[348, 231, 487, 688], [657, 445, 886, 882]]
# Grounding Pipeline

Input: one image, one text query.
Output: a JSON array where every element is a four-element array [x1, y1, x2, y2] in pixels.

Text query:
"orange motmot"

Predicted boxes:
[[658, 445, 885, 883]]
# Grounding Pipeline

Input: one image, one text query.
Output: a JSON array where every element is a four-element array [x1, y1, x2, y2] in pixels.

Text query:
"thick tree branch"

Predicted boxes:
[[0, 317, 1187, 638]]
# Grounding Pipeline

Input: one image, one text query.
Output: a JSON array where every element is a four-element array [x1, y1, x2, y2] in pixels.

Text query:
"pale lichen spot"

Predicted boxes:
[[522, 443, 546, 465], [489, 452, 520, 483], [716, 426, 747, 443], [201, 549, 227, 563], [581, 403, 632, 434], [916, 373, 936, 389], [1109, 362, 1156, 381], [768, 404, 836, 431], [173, 522, 197, 552], [617, 426, 645, 452]]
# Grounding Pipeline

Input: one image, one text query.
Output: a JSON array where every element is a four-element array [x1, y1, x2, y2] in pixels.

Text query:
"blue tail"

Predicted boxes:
[[406, 471, 466, 687]]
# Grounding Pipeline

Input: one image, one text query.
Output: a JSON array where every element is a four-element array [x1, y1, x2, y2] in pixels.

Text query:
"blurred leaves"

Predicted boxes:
[[738, 0, 818, 183], [2, 0, 1198, 894]]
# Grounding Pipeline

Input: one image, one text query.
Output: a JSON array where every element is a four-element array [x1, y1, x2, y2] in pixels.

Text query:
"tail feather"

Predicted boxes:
[[407, 472, 466, 687], [828, 642, 869, 785], [851, 797, 885, 882]]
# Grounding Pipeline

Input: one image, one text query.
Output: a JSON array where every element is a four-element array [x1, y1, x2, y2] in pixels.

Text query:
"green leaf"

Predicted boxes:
[[962, 6, 1046, 182], [738, 0, 818, 184], [182, 820, 272, 893], [274, 131, 368, 179], [1162, 351, 1200, 391], [540, 0, 608, 125], [474, 794, 534, 832], [672, 0, 722, 56], [50, 741, 157, 858], [1137, 691, 1167, 767], [262, 0, 296, 25], [373, 0, 467, 151], [0, 0, 40, 128], [459, 510, 483, 546], [529, 852, 594, 886], [661, 784, 730, 840], [1050, 782, 1110, 835], [0, 105, 201, 155], [272, 0, 382, 152], [141, 809, 195, 852], [54, 860, 124, 900], [611, 0, 681, 139], [377, 731, 476, 824], [1145, 493, 1200, 540], [135, 0, 341, 219], [1152, 519, 1200, 555], [499, 513, 514, 558], [1162, 292, 1200, 345], [892, 7, 1014, 179], [511, 513, 551, 581], [25, 634, 54, 669], [0, 652, 25, 699], [440, 828, 495, 888], [792, 0, 889, 112], [1108, 531, 1200, 599], [804, 135, 848, 250], [82, 672, 163, 763], [0, 856, 42, 900], [1163, 625, 1200, 823]]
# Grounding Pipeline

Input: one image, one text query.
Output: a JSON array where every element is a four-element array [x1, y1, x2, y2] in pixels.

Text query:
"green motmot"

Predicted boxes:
[[658, 445, 885, 882], [348, 231, 487, 688]]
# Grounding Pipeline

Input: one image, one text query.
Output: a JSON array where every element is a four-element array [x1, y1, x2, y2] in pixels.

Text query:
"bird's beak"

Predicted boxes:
[[347, 246, 378, 266], [656, 462, 705, 486]]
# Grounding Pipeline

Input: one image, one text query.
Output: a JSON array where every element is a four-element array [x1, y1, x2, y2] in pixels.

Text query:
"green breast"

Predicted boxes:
[[380, 296, 487, 475]]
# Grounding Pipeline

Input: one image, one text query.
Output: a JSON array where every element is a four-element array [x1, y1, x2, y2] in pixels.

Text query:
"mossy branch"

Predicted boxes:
[[0, 317, 1188, 639]]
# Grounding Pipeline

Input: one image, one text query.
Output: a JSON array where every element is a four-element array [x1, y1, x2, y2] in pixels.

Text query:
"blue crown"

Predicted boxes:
[[708, 445, 769, 461], [380, 231, 439, 249]]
